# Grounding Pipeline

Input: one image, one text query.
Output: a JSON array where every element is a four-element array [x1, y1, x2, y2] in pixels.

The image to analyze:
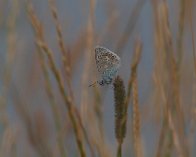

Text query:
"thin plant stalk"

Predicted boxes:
[[188, 1, 196, 75], [130, 39, 143, 157], [28, 5, 86, 157], [115, 0, 146, 53], [113, 76, 126, 157], [48, 1, 95, 156], [117, 143, 122, 157], [37, 48, 67, 157]]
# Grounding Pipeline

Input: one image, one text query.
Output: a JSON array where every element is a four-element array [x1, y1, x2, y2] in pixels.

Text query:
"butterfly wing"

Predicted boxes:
[[95, 46, 120, 85], [95, 46, 120, 74]]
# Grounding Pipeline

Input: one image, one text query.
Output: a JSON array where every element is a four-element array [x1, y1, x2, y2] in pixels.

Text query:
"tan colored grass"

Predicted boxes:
[[0, 1, 19, 156], [1, 0, 196, 156], [48, 1, 95, 156], [28, 5, 86, 157], [132, 77, 143, 157], [131, 40, 143, 157], [125, 39, 142, 109], [188, 0, 196, 76], [80, 0, 95, 125], [49, 0, 74, 100], [37, 48, 66, 157], [152, 1, 190, 157], [115, 0, 146, 53], [177, 0, 186, 67]]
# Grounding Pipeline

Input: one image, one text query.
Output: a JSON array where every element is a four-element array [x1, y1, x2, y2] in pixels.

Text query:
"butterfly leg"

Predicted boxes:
[[98, 80, 104, 86]]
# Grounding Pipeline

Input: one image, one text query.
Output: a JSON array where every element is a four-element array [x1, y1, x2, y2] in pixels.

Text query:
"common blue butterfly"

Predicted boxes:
[[89, 46, 121, 86]]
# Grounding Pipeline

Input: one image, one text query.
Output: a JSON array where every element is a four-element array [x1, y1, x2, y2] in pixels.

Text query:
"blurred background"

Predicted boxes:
[[0, 0, 196, 157]]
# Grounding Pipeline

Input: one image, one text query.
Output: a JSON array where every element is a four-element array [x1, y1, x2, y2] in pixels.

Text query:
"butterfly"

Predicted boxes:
[[89, 46, 121, 87]]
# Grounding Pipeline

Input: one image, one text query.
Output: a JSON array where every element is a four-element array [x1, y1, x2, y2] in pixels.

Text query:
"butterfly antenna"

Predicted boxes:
[[89, 81, 97, 87]]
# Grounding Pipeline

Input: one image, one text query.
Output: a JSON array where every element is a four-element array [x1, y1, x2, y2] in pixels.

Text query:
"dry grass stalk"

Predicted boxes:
[[111, 39, 142, 157], [125, 39, 142, 108], [80, 0, 95, 123], [188, 1, 196, 76], [11, 84, 53, 157], [177, 0, 186, 67], [130, 40, 143, 157], [161, 2, 189, 157], [96, 12, 119, 45], [79, 1, 105, 157], [152, 1, 188, 157], [113, 76, 126, 157], [92, 87, 104, 138], [132, 72, 143, 157], [49, 0, 74, 100], [115, 0, 146, 53], [152, 1, 171, 156], [1, 127, 17, 157], [153, 72, 168, 157], [88, 89, 113, 157], [37, 48, 67, 157], [188, 1, 196, 154], [121, 39, 141, 131], [37, 41, 86, 157], [0, 0, 19, 116], [167, 109, 184, 157], [48, 1, 95, 156], [28, 5, 86, 157], [31, 2, 66, 155], [38, 50, 61, 129], [0, 1, 19, 155], [1, 0, 196, 156]]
